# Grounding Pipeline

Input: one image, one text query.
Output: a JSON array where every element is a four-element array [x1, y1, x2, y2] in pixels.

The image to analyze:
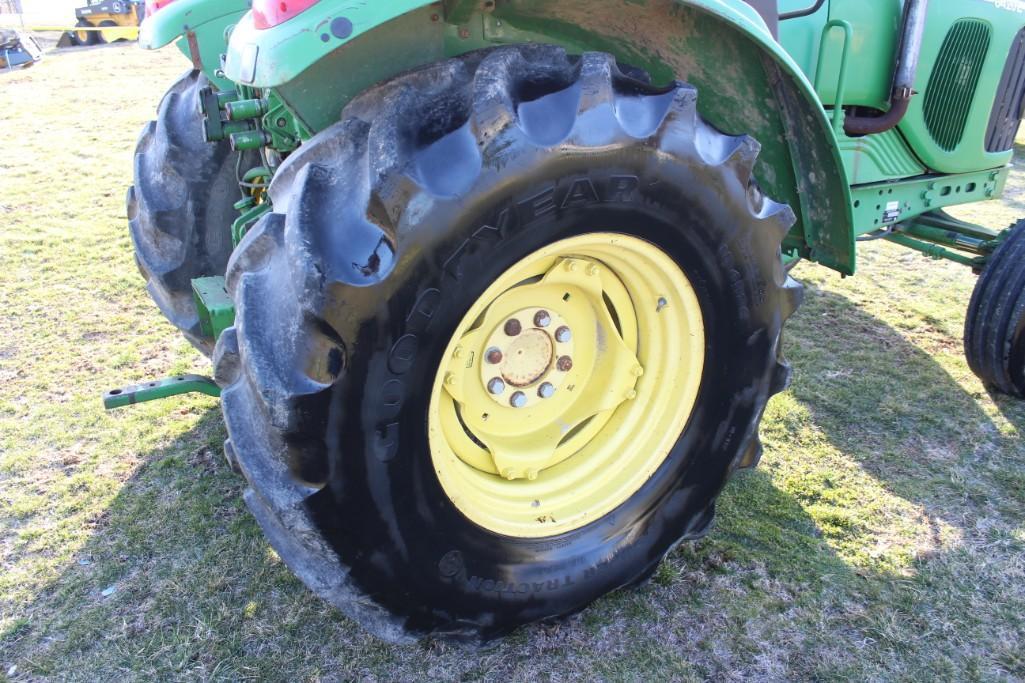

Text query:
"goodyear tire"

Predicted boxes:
[[965, 218, 1025, 397], [215, 46, 803, 642], [127, 71, 241, 355]]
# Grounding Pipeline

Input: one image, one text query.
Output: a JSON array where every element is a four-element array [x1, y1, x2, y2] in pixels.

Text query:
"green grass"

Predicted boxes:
[[1, 44, 1024, 682]]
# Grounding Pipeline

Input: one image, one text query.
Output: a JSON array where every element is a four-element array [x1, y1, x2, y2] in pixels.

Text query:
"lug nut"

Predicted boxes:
[[504, 318, 522, 336], [555, 326, 572, 343], [445, 373, 457, 386], [557, 355, 573, 372], [538, 382, 555, 399], [510, 391, 527, 408], [586, 263, 600, 276], [534, 310, 551, 328], [487, 378, 506, 395], [486, 347, 503, 364], [526, 469, 539, 481]]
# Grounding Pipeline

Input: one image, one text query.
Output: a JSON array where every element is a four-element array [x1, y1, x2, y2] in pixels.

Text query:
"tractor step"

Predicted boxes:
[[102, 374, 220, 410]]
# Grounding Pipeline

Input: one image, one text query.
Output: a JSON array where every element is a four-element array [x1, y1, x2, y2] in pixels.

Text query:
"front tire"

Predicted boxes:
[[215, 46, 802, 641], [965, 218, 1025, 397]]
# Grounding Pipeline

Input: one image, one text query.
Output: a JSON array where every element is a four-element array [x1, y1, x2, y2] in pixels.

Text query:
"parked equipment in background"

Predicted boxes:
[[110, 0, 1025, 643], [67, 0, 142, 46], [0, 29, 41, 69]]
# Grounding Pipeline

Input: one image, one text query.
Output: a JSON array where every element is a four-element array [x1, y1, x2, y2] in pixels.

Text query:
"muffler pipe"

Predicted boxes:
[[844, 0, 930, 136]]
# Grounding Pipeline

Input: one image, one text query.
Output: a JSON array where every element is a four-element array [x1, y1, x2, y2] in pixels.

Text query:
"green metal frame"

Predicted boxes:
[[192, 276, 236, 340], [103, 374, 220, 409], [131, 0, 1025, 366]]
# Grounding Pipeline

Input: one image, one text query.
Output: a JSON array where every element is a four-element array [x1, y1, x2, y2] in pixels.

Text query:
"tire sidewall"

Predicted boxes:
[[325, 155, 780, 633]]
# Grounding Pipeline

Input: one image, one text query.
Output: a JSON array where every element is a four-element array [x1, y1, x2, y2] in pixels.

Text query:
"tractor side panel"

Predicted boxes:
[[225, 0, 856, 274]]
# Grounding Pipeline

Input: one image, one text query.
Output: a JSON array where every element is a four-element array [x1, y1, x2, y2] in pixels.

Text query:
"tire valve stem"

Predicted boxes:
[[656, 296, 669, 312]]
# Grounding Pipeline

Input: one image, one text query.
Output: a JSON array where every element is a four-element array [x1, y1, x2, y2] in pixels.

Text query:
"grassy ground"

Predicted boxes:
[[1, 44, 1024, 682]]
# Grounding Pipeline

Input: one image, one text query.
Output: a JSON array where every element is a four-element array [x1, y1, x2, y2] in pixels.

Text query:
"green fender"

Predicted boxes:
[[224, 0, 855, 274], [139, 0, 250, 90]]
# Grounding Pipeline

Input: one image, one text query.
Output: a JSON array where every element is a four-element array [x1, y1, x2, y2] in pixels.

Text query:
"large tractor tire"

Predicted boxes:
[[965, 218, 1025, 397], [214, 45, 802, 642], [127, 71, 241, 355]]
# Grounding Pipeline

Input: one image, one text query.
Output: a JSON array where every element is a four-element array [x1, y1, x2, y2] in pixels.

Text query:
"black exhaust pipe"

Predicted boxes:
[[844, 0, 930, 136]]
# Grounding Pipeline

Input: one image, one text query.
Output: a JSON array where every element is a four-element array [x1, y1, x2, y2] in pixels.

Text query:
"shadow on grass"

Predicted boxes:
[[1, 407, 863, 678], [786, 280, 1025, 529], [6, 286, 1022, 677]]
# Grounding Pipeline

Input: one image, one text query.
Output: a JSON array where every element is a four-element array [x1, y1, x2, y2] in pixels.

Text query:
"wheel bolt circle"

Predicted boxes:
[[538, 382, 555, 399], [533, 310, 551, 328], [555, 326, 572, 343], [510, 391, 527, 408], [487, 378, 506, 395], [557, 356, 573, 372], [486, 347, 503, 364], [504, 319, 522, 336]]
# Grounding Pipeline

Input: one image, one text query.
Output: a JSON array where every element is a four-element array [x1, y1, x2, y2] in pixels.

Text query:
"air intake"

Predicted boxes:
[[923, 19, 992, 151], [986, 27, 1025, 152]]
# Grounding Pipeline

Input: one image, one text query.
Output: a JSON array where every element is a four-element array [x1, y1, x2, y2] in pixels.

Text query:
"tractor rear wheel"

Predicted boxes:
[[127, 71, 241, 355], [214, 45, 802, 641], [965, 218, 1025, 397]]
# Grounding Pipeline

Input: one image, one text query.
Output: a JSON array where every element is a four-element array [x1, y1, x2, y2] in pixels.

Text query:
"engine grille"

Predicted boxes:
[[923, 19, 992, 152], [986, 27, 1025, 153]]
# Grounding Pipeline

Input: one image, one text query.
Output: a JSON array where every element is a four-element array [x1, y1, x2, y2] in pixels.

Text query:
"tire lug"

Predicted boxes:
[[487, 378, 506, 395], [555, 326, 572, 343], [486, 347, 503, 364], [557, 356, 573, 372], [533, 310, 551, 328], [538, 382, 555, 399], [504, 319, 522, 336], [510, 391, 527, 408]]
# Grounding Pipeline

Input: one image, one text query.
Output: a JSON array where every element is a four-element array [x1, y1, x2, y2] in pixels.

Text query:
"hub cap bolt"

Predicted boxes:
[[555, 326, 572, 343], [486, 347, 503, 364], [538, 382, 555, 399], [487, 378, 506, 395], [510, 391, 527, 408], [534, 310, 551, 328], [504, 319, 522, 336], [557, 356, 573, 372]]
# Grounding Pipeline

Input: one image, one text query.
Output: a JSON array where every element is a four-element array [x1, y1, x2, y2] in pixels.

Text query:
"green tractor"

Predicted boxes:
[[118, 0, 1025, 641]]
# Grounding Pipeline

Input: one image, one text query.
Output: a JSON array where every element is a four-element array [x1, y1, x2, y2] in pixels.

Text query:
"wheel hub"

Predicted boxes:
[[428, 233, 705, 537], [442, 257, 644, 480]]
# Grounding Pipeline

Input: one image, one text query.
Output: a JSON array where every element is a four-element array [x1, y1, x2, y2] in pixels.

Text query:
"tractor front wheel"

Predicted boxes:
[[965, 218, 1025, 397], [215, 45, 802, 641]]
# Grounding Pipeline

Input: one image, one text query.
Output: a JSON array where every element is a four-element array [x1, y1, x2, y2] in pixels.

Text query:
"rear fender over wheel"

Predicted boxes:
[[215, 45, 803, 641]]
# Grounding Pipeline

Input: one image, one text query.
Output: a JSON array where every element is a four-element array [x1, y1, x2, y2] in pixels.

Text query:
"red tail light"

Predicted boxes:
[[252, 0, 320, 29], [145, 0, 179, 17]]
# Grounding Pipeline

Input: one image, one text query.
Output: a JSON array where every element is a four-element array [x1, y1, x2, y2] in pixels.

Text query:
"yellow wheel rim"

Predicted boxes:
[[428, 233, 705, 537]]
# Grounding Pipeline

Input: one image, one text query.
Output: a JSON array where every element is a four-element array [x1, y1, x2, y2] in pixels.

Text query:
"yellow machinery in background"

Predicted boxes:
[[65, 0, 142, 46]]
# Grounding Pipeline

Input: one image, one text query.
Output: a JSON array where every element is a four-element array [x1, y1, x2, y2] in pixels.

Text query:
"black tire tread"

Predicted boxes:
[[965, 219, 1025, 396], [127, 70, 240, 355]]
